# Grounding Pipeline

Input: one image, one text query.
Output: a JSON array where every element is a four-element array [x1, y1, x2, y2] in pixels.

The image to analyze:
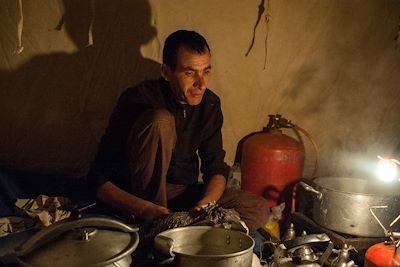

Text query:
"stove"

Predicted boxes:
[[259, 210, 391, 267], [256, 211, 387, 267], [291, 212, 387, 251]]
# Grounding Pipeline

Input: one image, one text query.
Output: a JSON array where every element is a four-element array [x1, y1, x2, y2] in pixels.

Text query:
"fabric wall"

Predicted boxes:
[[1, 0, 399, 180]]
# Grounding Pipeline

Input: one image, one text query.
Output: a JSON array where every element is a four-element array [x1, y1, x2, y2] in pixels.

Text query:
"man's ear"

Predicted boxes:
[[161, 64, 170, 81]]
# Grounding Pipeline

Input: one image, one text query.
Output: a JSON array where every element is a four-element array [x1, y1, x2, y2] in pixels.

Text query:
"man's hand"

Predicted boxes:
[[96, 181, 171, 222], [139, 202, 171, 222], [191, 174, 226, 212], [192, 200, 214, 212]]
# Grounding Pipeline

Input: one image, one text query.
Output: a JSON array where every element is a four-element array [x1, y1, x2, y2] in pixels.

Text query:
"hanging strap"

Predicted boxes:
[[14, 0, 24, 54], [86, 0, 96, 47]]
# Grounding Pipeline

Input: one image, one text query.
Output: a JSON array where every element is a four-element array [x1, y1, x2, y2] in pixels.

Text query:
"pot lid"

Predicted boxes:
[[16, 216, 139, 267], [314, 177, 400, 196]]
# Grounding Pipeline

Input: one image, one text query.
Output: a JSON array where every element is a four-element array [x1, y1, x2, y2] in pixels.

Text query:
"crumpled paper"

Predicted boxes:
[[0, 216, 36, 238], [14, 195, 71, 227]]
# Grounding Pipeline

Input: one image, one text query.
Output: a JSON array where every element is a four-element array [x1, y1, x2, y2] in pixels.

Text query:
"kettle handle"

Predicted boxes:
[[283, 233, 330, 250], [15, 216, 139, 256]]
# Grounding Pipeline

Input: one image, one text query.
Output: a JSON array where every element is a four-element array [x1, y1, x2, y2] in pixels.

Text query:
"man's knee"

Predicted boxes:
[[218, 189, 270, 232], [149, 109, 176, 141], [127, 108, 176, 155], [150, 109, 175, 128], [133, 109, 176, 138], [240, 192, 270, 231]]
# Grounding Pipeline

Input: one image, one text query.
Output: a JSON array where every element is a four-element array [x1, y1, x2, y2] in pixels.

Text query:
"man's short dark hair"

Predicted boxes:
[[162, 30, 210, 70]]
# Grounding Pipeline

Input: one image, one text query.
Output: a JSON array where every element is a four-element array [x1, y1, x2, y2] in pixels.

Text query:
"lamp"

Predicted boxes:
[[376, 155, 400, 182]]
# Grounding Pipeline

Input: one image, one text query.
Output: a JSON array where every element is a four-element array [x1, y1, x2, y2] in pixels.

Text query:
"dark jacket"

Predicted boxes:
[[88, 78, 230, 191]]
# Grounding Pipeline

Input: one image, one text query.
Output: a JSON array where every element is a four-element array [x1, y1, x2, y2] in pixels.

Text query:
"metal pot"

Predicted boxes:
[[154, 226, 254, 267], [15, 216, 139, 267], [299, 177, 400, 237]]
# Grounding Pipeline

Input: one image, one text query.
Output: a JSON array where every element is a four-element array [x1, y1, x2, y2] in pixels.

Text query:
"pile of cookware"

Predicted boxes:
[[297, 176, 400, 267], [9, 176, 400, 267]]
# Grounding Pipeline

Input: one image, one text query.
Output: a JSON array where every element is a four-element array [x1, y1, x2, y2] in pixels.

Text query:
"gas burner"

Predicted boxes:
[[261, 224, 360, 267], [257, 212, 392, 267], [291, 212, 388, 251]]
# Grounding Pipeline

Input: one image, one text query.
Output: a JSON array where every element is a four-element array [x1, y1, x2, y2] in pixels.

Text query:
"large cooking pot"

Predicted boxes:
[[299, 177, 400, 237], [15, 216, 139, 267], [154, 226, 254, 267]]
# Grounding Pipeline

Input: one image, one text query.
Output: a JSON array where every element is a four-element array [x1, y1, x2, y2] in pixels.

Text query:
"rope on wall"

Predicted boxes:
[[14, 0, 24, 54], [87, 0, 96, 47], [263, 0, 271, 69], [245, 0, 271, 69], [395, 16, 400, 49], [245, 0, 265, 57]]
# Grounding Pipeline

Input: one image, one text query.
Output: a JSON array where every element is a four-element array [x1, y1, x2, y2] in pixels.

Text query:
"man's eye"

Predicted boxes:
[[204, 69, 211, 75], [184, 71, 194, 76]]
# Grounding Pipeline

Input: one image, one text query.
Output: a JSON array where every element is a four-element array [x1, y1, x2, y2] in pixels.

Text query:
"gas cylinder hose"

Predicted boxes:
[[294, 125, 319, 178], [290, 125, 319, 214]]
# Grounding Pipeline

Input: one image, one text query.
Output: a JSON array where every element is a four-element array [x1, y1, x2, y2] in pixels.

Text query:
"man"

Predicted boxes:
[[88, 30, 269, 232]]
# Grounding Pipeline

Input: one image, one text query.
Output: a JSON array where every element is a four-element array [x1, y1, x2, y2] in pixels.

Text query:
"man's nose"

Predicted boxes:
[[194, 74, 207, 89]]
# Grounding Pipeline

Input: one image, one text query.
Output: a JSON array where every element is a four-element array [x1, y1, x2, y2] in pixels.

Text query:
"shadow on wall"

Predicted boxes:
[[0, 0, 161, 179]]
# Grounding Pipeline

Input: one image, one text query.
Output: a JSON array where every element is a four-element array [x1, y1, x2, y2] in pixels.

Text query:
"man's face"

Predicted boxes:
[[163, 46, 211, 106]]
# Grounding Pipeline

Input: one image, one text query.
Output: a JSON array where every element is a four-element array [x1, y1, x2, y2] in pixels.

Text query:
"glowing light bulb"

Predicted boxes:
[[376, 155, 398, 182]]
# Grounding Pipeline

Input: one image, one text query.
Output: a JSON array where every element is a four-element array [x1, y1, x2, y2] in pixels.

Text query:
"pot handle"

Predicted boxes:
[[15, 216, 139, 256], [154, 234, 175, 257], [154, 234, 176, 265], [299, 181, 323, 199]]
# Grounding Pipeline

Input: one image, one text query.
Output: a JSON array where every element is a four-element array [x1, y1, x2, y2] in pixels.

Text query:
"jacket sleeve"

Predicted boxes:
[[198, 99, 230, 184]]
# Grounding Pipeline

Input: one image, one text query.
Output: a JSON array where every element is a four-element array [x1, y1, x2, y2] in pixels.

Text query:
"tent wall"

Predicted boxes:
[[1, 0, 399, 180]]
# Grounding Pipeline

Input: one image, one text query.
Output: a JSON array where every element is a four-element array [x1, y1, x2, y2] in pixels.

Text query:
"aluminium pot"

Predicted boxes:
[[154, 226, 254, 267], [15, 216, 139, 267], [299, 177, 400, 237]]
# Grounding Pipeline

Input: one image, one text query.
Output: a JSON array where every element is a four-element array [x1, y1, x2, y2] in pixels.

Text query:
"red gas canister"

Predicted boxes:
[[240, 114, 305, 208], [365, 242, 400, 267]]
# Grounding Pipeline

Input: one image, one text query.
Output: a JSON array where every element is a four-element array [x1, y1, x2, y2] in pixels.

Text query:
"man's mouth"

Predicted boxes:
[[190, 91, 203, 98]]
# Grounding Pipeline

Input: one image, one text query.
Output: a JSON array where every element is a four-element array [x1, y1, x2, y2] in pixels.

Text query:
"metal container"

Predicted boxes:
[[241, 114, 305, 208], [154, 226, 254, 267], [299, 177, 400, 237], [15, 216, 139, 267], [364, 241, 400, 267]]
